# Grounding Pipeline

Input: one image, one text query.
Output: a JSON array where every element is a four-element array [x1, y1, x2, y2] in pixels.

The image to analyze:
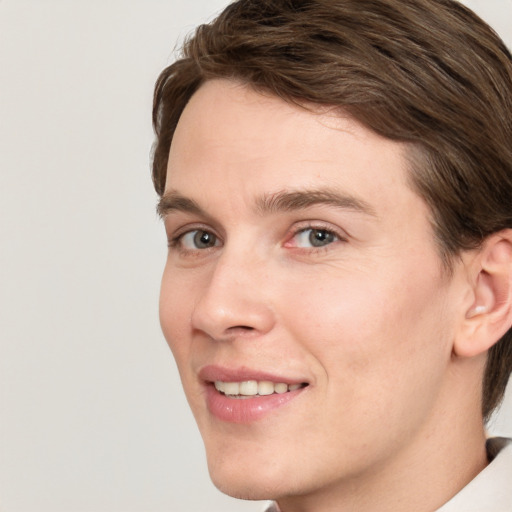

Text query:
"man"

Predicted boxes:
[[152, 1, 512, 510]]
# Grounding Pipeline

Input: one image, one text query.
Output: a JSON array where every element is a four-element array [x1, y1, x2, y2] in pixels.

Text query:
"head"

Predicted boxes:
[[154, 0, 512, 419], [153, 0, 512, 505]]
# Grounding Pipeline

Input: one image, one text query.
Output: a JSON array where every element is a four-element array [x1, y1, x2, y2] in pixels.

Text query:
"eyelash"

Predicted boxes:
[[168, 223, 345, 256]]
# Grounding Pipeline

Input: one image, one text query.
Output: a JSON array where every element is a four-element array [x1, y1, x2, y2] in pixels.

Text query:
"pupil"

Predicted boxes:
[[309, 229, 334, 247], [194, 231, 215, 248]]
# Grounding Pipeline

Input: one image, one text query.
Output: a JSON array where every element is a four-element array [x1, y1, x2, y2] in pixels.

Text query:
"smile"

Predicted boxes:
[[199, 366, 310, 423], [214, 380, 306, 398]]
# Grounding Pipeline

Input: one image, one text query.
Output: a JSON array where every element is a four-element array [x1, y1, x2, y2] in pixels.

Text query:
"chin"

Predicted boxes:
[[206, 450, 297, 501], [212, 478, 274, 501]]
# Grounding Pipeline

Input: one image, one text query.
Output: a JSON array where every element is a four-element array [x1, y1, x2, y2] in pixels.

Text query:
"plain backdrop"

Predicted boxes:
[[0, 1, 511, 511]]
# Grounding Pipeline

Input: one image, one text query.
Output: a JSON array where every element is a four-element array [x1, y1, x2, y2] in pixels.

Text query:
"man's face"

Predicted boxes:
[[159, 79, 462, 501]]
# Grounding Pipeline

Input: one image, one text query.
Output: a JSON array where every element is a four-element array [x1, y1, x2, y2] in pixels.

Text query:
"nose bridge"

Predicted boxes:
[[191, 241, 274, 340]]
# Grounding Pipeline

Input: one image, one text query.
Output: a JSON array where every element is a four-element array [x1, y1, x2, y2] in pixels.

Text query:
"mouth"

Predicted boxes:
[[199, 366, 310, 423], [213, 380, 308, 399]]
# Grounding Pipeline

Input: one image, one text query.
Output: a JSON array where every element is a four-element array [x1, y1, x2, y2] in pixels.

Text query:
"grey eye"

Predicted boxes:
[[293, 228, 338, 248], [181, 230, 219, 249], [308, 229, 336, 247]]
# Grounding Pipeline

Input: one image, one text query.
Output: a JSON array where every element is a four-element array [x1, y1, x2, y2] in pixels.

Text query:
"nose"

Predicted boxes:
[[191, 247, 275, 341]]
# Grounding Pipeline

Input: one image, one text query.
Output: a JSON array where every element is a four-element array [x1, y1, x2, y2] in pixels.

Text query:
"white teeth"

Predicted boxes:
[[223, 382, 240, 395], [258, 381, 274, 396], [274, 383, 288, 394], [214, 380, 305, 396], [239, 380, 258, 395]]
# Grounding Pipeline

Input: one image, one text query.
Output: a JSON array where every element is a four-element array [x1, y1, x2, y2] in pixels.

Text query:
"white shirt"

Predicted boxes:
[[263, 438, 512, 512]]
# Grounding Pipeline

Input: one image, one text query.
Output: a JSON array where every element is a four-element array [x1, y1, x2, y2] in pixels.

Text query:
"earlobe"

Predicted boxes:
[[454, 230, 512, 358]]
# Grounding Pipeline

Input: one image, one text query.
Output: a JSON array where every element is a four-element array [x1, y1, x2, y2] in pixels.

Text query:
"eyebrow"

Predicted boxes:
[[157, 188, 376, 218], [255, 189, 377, 217], [157, 192, 206, 218]]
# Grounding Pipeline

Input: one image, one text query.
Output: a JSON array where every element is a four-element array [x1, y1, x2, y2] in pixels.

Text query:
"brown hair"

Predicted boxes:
[[152, 0, 512, 420]]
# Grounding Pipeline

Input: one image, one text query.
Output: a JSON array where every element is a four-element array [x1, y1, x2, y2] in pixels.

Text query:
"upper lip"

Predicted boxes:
[[199, 364, 309, 385]]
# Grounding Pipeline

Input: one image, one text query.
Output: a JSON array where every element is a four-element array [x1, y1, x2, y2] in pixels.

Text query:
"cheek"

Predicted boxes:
[[159, 266, 210, 419], [282, 261, 453, 402], [278, 264, 455, 472]]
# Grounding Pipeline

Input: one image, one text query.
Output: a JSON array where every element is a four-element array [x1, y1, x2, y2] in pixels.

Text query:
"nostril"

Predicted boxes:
[[227, 325, 256, 334]]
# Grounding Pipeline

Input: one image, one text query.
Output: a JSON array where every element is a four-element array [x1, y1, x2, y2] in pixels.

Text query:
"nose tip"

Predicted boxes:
[[191, 261, 275, 341], [192, 294, 275, 341]]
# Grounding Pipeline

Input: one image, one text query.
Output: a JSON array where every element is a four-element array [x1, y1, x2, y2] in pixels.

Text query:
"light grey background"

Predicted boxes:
[[0, 1, 511, 511]]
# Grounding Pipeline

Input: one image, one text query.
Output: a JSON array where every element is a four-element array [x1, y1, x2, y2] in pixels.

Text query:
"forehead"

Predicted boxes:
[[165, 79, 422, 222]]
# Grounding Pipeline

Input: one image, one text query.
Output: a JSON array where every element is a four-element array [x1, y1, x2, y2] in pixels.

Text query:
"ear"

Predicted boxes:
[[454, 230, 512, 358]]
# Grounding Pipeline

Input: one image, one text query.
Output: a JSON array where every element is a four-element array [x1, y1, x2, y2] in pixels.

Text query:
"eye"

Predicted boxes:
[[291, 228, 339, 248], [179, 229, 220, 250]]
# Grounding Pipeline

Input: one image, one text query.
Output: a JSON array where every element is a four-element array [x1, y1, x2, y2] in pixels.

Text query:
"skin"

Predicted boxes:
[[159, 79, 489, 512]]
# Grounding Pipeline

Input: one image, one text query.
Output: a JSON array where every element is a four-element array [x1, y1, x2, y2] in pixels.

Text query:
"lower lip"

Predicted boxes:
[[205, 385, 305, 423]]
